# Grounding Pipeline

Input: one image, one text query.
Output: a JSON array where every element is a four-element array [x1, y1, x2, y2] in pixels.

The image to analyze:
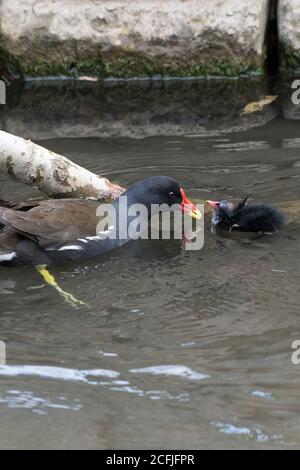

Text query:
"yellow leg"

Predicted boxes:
[[36, 265, 90, 309]]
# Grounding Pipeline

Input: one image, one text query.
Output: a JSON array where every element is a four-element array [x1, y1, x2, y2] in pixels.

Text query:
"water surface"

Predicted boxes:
[[0, 105, 300, 449]]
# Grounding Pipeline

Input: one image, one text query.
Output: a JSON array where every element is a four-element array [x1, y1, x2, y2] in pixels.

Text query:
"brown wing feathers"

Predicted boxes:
[[0, 199, 99, 249]]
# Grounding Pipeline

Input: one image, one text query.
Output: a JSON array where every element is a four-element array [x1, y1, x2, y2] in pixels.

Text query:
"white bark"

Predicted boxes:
[[0, 130, 125, 200]]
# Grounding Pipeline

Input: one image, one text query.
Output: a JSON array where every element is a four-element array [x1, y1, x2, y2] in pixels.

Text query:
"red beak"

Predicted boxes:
[[180, 188, 201, 220], [207, 200, 221, 210]]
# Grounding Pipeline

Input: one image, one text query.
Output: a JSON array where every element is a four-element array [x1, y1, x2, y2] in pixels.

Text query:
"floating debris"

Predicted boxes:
[[241, 95, 278, 115]]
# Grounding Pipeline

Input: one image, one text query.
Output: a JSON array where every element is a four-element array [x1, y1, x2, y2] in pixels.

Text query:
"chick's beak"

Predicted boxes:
[[207, 200, 221, 210], [180, 188, 201, 220]]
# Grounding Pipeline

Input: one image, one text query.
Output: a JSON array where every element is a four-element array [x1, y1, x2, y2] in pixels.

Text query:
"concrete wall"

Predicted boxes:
[[2, 0, 300, 79], [279, 0, 300, 72], [0, 0, 269, 78]]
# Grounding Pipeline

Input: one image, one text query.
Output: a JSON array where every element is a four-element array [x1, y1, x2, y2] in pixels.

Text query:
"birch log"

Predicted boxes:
[[0, 130, 125, 200]]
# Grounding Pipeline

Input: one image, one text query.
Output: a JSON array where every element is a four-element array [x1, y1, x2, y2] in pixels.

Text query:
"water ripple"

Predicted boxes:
[[130, 365, 209, 381], [0, 366, 119, 384]]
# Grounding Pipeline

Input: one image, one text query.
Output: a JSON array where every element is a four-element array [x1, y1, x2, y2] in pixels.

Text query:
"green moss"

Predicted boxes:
[[0, 25, 264, 81], [20, 55, 262, 79], [22, 60, 74, 77], [0, 45, 21, 76], [0, 17, 20, 76], [0, 14, 265, 80], [6, 156, 16, 179], [21, 58, 105, 78], [100, 52, 262, 78], [182, 59, 262, 78], [280, 45, 300, 73]]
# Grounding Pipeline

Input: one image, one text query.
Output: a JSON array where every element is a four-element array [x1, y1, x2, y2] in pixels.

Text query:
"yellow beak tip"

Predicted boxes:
[[189, 210, 202, 220]]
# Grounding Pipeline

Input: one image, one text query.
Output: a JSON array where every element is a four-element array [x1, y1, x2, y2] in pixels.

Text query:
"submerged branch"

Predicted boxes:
[[0, 130, 125, 200]]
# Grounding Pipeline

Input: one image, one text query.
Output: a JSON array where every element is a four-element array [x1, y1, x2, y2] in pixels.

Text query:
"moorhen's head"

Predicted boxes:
[[207, 195, 285, 233], [207, 198, 241, 231], [123, 176, 201, 219]]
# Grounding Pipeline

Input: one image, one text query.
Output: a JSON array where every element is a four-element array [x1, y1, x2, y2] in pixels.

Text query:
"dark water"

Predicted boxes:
[[0, 105, 300, 448]]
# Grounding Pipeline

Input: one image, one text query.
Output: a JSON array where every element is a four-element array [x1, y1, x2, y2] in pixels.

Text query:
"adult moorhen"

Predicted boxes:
[[0, 176, 200, 306], [0, 176, 200, 266], [207, 196, 285, 234]]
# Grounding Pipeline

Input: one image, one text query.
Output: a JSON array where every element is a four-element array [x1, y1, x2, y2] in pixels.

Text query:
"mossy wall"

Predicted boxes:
[[0, 0, 269, 79]]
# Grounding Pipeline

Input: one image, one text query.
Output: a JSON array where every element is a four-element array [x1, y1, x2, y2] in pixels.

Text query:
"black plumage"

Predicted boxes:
[[207, 197, 285, 234], [0, 176, 199, 267]]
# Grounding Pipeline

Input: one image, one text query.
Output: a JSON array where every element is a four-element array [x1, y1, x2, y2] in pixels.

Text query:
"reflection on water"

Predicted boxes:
[[0, 390, 82, 415], [0, 113, 300, 449], [214, 141, 271, 151], [211, 421, 283, 444], [0, 79, 277, 139]]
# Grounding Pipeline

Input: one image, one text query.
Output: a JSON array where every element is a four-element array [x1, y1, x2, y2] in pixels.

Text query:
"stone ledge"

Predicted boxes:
[[0, 0, 269, 78], [279, 0, 300, 74]]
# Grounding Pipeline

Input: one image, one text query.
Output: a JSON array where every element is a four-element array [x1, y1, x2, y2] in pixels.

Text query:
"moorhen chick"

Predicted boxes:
[[207, 196, 285, 234], [0, 176, 200, 306]]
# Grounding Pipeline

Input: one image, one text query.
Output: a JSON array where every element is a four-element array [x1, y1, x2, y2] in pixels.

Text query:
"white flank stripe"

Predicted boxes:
[[78, 236, 100, 242], [0, 252, 16, 262], [58, 245, 84, 252], [78, 226, 114, 243]]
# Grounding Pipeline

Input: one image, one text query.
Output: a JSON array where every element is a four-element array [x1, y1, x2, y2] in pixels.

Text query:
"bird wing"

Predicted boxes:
[[0, 199, 43, 229], [0, 199, 101, 249], [0, 226, 21, 254]]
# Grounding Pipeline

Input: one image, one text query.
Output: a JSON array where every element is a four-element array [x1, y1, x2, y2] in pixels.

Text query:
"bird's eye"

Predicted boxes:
[[169, 191, 175, 198]]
